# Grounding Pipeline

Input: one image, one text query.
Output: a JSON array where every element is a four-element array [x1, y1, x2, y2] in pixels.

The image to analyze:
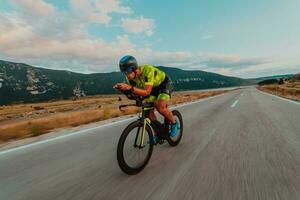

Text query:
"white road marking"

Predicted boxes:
[[231, 100, 239, 108], [258, 90, 300, 106], [0, 92, 230, 156], [0, 117, 135, 156]]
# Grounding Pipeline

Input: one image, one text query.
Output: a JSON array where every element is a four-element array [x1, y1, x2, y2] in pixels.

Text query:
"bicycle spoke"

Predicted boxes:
[[123, 126, 150, 168]]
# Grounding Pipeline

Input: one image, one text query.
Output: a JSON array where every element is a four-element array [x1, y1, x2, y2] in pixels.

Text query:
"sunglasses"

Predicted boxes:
[[122, 68, 134, 75]]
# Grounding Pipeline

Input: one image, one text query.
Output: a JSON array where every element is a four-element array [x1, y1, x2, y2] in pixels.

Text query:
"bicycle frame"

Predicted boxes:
[[135, 105, 154, 148]]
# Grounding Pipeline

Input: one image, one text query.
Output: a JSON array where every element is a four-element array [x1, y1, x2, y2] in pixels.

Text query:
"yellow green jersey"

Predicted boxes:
[[125, 64, 172, 101], [127, 64, 166, 87]]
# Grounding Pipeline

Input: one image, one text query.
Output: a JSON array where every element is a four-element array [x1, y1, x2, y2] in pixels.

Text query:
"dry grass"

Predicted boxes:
[[0, 107, 140, 142], [285, 82, 300, 89], [170, 91, 227, 104], [0, 90, 232, 143], [257, 85, 300, 101], [0, 94, 126, 124]]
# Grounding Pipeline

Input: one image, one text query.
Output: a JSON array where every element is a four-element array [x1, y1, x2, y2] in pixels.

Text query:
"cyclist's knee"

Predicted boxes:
[[156, 104, 167, 114], [149, 110, 157, 120]]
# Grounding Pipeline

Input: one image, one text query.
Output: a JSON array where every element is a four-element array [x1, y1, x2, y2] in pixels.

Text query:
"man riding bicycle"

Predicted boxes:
[[113, 55, 179, 142]]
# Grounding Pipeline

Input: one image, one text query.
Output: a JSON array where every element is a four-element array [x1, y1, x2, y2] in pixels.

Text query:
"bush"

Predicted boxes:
[[278, 78, 284, 85], [258, 79, 279, 85], [33, 106, 44, 110], [30, 126, 44, 136], [102, 109, 111, 120]]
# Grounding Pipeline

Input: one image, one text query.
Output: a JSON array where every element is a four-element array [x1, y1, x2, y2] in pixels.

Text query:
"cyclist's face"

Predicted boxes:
[[126, 71, 135, 80]]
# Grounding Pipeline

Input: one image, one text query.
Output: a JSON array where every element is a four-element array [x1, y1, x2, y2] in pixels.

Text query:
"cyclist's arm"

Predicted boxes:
[[132, 85, 152, 97], [132, 67, 156, 96]]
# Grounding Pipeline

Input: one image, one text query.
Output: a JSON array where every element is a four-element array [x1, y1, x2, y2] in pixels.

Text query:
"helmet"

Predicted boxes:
[[119, 55, 138, 73]]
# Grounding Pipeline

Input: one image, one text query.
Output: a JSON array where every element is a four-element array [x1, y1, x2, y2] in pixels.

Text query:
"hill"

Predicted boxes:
[[0, 60, 253, 105]]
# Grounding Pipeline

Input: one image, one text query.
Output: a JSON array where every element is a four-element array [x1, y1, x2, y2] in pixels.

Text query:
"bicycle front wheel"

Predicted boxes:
[[117, 121, 154, 175]]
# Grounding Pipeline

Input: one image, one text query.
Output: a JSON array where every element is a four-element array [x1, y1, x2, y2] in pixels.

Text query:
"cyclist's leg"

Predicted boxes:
[[156, 98, 175, 124], [149, 110, 157, 121], [155, 76, 175, 123], [156, 94, 179, 137]]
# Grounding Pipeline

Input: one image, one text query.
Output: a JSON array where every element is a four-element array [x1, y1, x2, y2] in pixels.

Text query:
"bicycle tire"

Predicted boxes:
[[117, 121, 154, 175], [166, 110, 183, 146]]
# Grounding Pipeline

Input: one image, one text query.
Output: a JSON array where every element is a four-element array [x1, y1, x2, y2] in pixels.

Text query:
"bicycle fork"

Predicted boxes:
[[134, 118, 151, 149]]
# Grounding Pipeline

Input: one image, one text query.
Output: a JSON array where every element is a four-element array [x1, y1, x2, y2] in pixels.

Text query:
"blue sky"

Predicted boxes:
[[0, 0, 299, 78]]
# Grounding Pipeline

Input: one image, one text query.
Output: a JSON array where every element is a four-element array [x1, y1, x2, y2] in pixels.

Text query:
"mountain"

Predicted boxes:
[[0, 60, 253, 105], [158, 66, 254, 90], [286, 73, 300, 82], [250, 74, 294, 83]]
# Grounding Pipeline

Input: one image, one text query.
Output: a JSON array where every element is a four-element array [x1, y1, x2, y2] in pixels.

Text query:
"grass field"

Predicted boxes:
[[0, 90, 233, 143], [257, 84, 300, 102]]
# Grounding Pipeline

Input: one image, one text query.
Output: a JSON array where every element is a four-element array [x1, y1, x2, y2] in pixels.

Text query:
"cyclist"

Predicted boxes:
[[113, 55, 179, 141]]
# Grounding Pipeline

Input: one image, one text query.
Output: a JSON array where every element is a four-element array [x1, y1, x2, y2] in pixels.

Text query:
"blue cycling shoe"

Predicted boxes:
[[170, 119, 179, 137], [148, 135, 158, 145]]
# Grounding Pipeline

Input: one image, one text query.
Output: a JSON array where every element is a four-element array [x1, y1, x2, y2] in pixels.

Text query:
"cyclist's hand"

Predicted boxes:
[[113, 83, 121, 89], [114, 83, 131, 91]]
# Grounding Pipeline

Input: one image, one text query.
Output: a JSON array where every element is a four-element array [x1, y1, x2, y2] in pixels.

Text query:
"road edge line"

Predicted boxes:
[[258, 89, 300, 106], [0, 91, 232, 156]]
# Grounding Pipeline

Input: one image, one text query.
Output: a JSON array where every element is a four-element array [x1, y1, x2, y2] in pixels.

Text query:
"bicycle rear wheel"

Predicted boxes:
[[117, 121, 154, 175], [165, 110, 183, 146]]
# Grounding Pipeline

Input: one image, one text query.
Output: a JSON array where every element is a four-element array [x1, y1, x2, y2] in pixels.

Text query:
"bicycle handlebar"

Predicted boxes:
[[115, 88, 154, 111]]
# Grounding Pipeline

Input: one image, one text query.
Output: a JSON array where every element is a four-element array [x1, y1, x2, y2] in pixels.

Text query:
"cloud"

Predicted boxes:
[[191, 54, 300, 78], [70, 0, 131, 25], [0, 0, 157, 73], [0, 9, 186, 72], [121, 17, 155, 36], [11, 0, 55, 17], [94, 0, 131, 14], [199, 54, 270, 68], [0, 13, 36, 50], [231, 56, 300, 78], [0, 0, 299, 77]]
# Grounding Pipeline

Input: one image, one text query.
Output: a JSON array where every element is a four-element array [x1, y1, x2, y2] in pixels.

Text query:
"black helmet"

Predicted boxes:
[[119, 55, 138, 73]]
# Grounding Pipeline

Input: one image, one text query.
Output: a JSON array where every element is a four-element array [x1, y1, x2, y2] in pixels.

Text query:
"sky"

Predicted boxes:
[[0, 0, 299, 78]]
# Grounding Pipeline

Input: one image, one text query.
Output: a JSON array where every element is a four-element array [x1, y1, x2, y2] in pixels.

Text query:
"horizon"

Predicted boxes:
[[0, 59, 295, 79], [0, 0, 300, 78]]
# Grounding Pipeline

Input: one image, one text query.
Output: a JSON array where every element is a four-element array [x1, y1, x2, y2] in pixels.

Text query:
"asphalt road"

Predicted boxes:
[[0, 87, 299, 200]]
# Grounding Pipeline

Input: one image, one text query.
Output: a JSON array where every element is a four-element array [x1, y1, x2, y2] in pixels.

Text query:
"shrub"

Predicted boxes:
[[102, 109, 111, 120], [258, 79, 279, 85], [33, 106, 44, 110], [278, 78, 284, 85], [30, 126, 44, 136]]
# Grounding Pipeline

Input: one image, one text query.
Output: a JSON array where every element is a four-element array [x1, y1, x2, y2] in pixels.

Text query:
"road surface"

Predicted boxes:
[[0, 87, 299, 200]]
